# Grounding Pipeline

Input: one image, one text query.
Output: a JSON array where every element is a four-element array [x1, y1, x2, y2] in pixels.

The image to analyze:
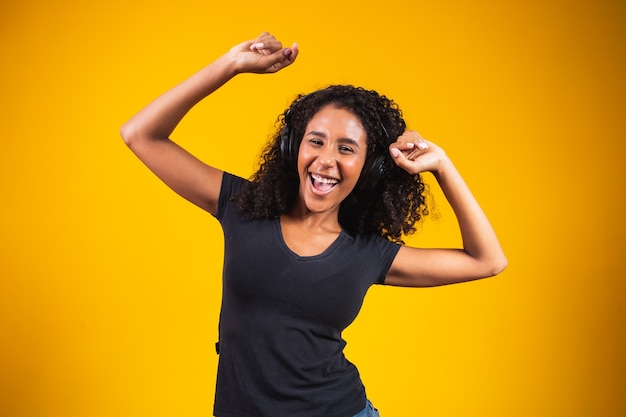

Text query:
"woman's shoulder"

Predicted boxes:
[[345, 231, 402, 284], [349, 230, 402, 252]]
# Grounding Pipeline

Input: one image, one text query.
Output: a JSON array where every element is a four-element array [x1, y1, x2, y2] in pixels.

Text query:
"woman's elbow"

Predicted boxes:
[[486, 255, 508, 278], [120, 121, 137, 147]]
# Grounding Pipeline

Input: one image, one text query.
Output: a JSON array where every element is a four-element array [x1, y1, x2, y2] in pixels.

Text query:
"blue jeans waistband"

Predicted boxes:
[[353, 400, 380, 417]]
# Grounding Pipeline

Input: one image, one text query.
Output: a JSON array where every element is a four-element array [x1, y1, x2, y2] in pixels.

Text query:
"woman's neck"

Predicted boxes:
[[284, 201, 342, 234]]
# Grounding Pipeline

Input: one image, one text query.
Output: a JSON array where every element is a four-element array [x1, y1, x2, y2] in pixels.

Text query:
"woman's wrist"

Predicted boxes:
[[212, 53, 241, 78], [432, 154, 455, 180]]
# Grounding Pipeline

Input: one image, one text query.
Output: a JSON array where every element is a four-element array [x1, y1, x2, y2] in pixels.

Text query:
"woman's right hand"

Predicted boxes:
[[227, 32, 299, 75]]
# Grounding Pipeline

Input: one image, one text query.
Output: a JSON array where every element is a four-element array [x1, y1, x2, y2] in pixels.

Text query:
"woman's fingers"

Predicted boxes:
[[244, 32, 298, 73], [249, 32, 283, 55], [389, 131, 443, 174], [406, 140, 429, 160]]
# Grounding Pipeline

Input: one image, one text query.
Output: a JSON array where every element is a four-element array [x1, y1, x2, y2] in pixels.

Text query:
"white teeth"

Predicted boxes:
[[311, 174, 338, 185]]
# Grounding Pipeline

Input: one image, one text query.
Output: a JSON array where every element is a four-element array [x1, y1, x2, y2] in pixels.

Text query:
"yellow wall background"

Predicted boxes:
[[1, 0, 624, 416]]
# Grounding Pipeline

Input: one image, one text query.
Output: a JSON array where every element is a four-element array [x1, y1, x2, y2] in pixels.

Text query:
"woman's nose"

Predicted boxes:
[[318, 146, 337, 167]]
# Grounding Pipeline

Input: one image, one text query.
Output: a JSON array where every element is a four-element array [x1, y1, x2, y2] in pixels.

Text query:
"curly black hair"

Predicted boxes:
[[234, 85, 429, 243]]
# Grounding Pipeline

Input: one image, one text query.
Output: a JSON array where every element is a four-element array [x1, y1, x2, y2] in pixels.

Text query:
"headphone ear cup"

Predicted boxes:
[[280, 108, 300, 170], [280, 124, 292, 166], [357, 155, 386, 192]]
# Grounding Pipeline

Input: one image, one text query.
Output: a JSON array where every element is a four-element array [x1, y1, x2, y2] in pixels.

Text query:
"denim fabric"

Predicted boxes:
[[353, 400, 380, 417]]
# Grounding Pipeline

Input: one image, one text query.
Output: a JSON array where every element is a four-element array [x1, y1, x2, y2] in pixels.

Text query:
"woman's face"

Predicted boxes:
[[296, 104, 368, 215]]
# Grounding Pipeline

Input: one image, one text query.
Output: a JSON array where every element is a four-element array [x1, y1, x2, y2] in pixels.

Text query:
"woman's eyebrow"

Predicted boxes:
[[306, 130, 327, 138], [337, 138, 361, 149]]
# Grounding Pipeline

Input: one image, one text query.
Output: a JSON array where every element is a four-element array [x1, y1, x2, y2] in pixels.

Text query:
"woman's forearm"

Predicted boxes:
[[434, 157, 508, 275]]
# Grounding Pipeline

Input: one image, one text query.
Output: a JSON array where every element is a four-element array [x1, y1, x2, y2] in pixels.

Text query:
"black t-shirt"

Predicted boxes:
[[213, 173, 401, 417]]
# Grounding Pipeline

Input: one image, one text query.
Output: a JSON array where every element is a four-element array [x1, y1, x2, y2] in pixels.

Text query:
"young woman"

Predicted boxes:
[[121, 32, 506, 417]]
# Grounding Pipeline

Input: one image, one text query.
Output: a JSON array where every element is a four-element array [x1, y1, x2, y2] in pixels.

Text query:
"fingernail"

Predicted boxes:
[[418, 142, 428, 150], [391, 148, 400, 157]]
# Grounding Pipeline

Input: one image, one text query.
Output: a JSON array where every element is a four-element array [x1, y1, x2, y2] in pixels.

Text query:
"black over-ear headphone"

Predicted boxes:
[[280, 105, 389, 193]]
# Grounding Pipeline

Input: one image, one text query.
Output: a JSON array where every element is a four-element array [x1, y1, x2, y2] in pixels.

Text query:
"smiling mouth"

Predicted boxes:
[[310, 173, 339, 193]]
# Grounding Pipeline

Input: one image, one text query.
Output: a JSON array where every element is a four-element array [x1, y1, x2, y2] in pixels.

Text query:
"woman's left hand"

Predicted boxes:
[[389, 131, 448, 175]]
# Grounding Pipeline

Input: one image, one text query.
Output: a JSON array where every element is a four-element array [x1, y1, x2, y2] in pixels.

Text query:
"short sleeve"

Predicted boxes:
[[375, 236, 402, 285], [213, 172, 249, 221]]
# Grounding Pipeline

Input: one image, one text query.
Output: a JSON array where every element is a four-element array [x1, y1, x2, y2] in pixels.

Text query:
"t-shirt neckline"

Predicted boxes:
[[274, 218, 348, 261]]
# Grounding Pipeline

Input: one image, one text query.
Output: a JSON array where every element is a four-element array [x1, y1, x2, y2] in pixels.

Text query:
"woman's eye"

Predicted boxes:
[[339, 146, 354, 153], [309, 139, 323, 146]]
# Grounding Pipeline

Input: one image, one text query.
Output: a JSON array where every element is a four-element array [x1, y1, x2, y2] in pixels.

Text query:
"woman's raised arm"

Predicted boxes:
[[385, 131, 507, 287], [120, 32, 298, 215]]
